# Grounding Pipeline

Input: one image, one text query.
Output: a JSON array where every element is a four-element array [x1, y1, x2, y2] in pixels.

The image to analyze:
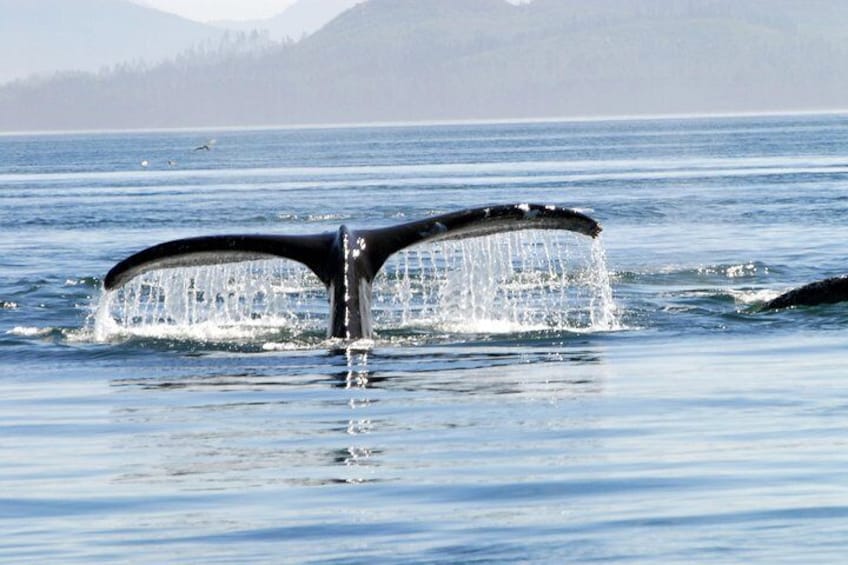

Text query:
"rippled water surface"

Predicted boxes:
[[2, 114, 848, 563]]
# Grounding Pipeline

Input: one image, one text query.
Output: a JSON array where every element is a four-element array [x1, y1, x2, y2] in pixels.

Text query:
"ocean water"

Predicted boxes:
[[2, 114, 848, 563]]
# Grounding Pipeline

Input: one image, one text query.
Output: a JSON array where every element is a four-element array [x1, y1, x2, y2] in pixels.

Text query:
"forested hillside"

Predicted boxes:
[[2, 0, 847, 131]]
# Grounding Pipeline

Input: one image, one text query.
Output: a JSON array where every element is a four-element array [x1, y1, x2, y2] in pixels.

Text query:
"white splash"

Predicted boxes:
[[729, 288, 781, 306], [8, 326, 52, 337], [342, 231, 351, 339], [587, 239, 621, 330]]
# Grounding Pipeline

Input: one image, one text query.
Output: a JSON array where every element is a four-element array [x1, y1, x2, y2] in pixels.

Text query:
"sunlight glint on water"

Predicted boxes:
[[93, 231, 618, 342]]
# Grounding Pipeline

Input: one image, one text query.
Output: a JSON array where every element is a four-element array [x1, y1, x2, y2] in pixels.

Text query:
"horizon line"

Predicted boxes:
[[1, 107, 847, 138]]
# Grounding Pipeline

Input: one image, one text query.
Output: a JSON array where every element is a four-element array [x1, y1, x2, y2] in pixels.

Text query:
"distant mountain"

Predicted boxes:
[[0, 0, 226, 84], [216, 0, 365, 42], [2, 0, 848, 131]]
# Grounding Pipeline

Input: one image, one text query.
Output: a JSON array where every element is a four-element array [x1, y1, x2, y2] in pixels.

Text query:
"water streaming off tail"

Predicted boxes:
[[373, 231, 619, 334], [93, 260, 328, 342], [93, 231, 618, 343]]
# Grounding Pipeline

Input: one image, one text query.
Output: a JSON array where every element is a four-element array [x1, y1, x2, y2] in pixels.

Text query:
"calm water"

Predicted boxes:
[[2, 114, 848, 563]]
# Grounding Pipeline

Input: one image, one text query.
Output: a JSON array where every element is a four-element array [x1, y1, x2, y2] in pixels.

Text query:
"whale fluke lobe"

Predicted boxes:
[[360, 204, 601, 276], [104, 233, 337, 290], [103, 204, 601, 338], [763, 275, 848, 310]]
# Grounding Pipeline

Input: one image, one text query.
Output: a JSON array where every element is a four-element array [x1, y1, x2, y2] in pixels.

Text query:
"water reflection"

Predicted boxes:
[[109, 343, 607, 489], [337, 350, 379, 481], [343, 349, 371, 389]]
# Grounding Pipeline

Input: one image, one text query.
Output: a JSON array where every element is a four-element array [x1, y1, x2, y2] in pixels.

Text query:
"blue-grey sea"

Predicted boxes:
[[2, 114, 848, 563]]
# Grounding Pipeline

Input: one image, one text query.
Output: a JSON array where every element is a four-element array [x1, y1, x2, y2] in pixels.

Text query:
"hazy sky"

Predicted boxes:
[[137, 0, 298, 22], [138, 0, 532, 23]]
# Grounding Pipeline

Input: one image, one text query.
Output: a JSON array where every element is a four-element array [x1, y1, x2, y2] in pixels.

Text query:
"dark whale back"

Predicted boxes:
[[763, 275, 848, 311]]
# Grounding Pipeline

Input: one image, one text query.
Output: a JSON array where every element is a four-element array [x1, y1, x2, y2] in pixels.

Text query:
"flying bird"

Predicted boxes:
[[193, 139, 217, 151]]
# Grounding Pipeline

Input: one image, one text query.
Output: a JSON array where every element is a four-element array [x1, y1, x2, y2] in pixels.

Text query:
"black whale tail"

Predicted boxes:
[[103, 204, 602, 339]]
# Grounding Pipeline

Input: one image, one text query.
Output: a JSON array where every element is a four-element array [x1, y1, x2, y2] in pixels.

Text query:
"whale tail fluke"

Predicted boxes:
[[102, 204, 602, 338], [104, 204, 600, 292]]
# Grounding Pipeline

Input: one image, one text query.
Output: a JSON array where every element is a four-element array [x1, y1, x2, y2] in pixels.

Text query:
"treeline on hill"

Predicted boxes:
[[2, 0, 848, 130]]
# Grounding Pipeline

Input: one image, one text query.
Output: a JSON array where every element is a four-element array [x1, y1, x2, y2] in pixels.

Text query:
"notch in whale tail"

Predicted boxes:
[[103, 204, 601, 338], [762, 275, 848, 311]]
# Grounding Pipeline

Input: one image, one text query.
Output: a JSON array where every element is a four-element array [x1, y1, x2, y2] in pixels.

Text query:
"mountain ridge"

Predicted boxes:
[[0, 0, 232, 85], [214, 0, 366, 41], [2, 0, 847, 131]]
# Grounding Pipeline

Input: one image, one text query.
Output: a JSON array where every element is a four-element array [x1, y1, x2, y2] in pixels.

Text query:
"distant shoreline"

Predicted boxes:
[[2, 108, 847, 138]]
